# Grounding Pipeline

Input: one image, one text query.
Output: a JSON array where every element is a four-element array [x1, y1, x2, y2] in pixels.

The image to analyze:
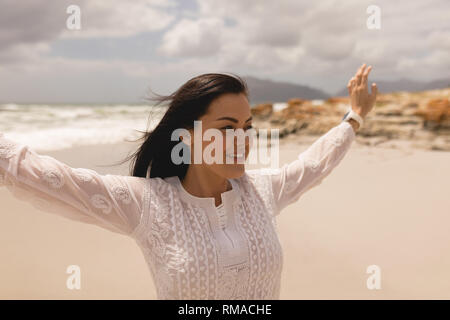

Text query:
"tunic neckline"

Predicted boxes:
[[165, 175, 240, 208]]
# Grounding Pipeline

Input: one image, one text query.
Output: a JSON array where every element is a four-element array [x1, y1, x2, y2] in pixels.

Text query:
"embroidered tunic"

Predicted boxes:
[[0, 121, 355, 299]]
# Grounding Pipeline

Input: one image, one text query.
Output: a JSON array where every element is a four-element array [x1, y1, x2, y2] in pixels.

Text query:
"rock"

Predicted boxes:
[[374, 104, 404, 116], [277, 102, 328, 122], [403, 102, 419, 109], [325, 97, 349, 105], [410, 130, 435, 140], [431, 136, 450, 151], [374, 97, 394, 107], [287, 98, 306, 107], [251, 88, 450, 152], [251, 103, 273, 119], [403, 104, 421, 116], [414, 98, 450, 130]]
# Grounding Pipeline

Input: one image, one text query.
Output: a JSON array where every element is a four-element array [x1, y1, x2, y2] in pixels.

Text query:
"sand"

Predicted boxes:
[[1, 138, 450, 299]]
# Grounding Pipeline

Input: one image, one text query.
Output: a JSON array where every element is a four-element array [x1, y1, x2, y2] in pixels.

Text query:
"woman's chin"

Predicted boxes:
[[223, 164, 246, 179]]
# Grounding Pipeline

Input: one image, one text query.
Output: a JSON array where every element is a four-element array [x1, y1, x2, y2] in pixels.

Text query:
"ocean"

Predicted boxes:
[[0, 103, 166, 151]]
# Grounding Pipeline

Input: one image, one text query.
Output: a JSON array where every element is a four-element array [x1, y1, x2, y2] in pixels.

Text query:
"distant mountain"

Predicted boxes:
[[334, 78, 450, 97], [243, 76, 330, 105]]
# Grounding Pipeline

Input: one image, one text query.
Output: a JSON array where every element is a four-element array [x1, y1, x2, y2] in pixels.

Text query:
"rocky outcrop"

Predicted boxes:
[[251, 87, 450, 151], [414, 98, 450, 130], [251, 103, 273, 120]]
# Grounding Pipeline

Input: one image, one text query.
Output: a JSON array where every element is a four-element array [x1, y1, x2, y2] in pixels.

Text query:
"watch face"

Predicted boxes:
[[342, 111, 349, 121]]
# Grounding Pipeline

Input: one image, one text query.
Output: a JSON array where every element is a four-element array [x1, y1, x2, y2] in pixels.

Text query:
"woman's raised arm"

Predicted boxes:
[[266, 120, 356, 215], [264, 63, 377, 216], [0, 132, 148, 237]]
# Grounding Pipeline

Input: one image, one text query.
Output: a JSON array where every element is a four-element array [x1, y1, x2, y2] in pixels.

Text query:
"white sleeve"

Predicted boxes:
[[268, 121, 356, 215], [0, 132, 147, 236]]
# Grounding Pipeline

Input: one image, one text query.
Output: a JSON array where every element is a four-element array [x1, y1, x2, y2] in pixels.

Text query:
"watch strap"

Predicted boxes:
[[342, 107, 364, 127]]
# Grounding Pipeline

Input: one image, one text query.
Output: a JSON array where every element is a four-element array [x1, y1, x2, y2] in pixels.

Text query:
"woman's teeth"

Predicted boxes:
[[226, 153, 245, 161]]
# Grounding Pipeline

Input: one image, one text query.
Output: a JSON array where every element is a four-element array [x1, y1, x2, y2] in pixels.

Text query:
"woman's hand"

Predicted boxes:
[[347, 63, 378, 120]]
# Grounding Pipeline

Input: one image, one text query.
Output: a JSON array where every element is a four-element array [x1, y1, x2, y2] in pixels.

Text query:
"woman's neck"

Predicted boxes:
[[182, 165, 231, 206]]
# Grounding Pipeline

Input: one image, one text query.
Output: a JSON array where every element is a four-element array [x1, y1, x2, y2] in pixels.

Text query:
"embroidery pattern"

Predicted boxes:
[[305, 158, 320, 170], [112, 186, 131, 204], [91, 194, 112, 214], [330, 135, 345, 146], [72, 168, 94, 182], [42, 169, 65, 188], [0, 141, 15, 159]]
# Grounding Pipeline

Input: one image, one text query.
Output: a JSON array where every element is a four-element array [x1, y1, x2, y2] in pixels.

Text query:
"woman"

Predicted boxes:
[[0, 64, 377, 299]]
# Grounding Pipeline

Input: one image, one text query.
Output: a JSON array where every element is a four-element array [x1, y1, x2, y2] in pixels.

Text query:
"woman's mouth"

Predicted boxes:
[[225, 152, 245, 163]]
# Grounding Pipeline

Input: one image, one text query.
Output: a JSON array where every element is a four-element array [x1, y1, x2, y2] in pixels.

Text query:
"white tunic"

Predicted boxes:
[[0, 121, 355, 299]]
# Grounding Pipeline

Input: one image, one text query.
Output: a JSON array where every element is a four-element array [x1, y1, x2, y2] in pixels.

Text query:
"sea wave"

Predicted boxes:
[[0, 104, 165, 151]]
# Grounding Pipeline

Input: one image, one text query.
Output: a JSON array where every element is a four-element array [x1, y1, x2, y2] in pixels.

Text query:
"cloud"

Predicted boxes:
[[60, 0, 176, 38], [428, 30, 450, 51], [162, 0, 449, 89], [157, 18, 224, 57], [0, 0, 72, 53], [0, 42, 50, 64], [0, 0, 176, 63], [1, 0, 450, 102]]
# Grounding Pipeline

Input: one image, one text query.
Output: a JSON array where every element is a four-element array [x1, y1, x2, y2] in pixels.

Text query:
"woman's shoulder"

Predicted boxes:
[[248, 167, 282, 175], [235, 169, 278, 215], [236, 168, 281, 191], [112, 175, 175, 199], [146, 175, 179, 195], [243, 167, 282, 179]]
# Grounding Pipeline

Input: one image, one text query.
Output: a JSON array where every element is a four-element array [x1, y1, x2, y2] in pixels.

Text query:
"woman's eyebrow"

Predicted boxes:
[[215, 116, 252, 123]]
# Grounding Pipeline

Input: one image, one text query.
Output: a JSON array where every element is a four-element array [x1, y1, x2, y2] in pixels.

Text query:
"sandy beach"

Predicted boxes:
[[1, 138, 450, 299]]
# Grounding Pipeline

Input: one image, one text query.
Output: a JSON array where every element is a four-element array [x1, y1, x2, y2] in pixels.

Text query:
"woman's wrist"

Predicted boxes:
[[347, 118, 360, 133]]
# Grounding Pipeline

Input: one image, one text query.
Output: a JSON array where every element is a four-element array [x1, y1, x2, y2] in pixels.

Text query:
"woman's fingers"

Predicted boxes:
[[347, 78, 353, 95], [347, 77, 356, 95], [349, 64, 377, 117], [370, 83, 378, 103], [349, 63, 372, 97], [351, 77, 356, 90], [356, 63, 366, 85], [361, 65, 372, 87]]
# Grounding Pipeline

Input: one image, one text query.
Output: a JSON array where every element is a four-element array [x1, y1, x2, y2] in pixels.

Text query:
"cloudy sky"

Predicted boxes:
[[0, 0, 449, 104]]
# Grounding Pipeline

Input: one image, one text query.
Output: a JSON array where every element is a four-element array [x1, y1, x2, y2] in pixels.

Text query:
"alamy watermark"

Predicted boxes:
[[66, 264, 81, 290], [170, 121, 280, 168], [366, 264, 381, 290], [366, 5, 381, 30], [66, 5, 81, 30]]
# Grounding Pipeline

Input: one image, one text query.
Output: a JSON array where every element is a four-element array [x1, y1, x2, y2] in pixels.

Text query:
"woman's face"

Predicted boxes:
[[187, 92, 253, 179]]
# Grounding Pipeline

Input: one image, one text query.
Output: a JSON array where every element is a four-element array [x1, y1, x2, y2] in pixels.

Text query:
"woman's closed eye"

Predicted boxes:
[[220, 125, 253, 131]]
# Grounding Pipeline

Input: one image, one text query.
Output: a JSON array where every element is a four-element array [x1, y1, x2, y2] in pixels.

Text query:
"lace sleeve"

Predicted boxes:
[[0, 132, 147, 236], [267, 121, 356, 216]]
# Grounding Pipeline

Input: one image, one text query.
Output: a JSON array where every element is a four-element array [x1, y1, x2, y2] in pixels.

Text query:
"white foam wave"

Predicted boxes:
[[0, 104, 165, 151]]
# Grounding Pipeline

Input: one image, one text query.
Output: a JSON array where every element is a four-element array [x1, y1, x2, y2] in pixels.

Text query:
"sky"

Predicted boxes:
[[0, 0, 449, 104]]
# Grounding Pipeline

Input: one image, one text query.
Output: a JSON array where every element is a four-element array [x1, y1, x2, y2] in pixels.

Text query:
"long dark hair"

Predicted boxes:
[[117, 73, 249, 180]]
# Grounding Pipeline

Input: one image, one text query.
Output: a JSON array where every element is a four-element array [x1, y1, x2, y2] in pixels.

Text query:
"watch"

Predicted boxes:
[[342, 106, 364, 128]]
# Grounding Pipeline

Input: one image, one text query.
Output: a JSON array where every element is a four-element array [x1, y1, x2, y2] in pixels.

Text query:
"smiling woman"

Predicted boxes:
[[0, 67, 375, 299]]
